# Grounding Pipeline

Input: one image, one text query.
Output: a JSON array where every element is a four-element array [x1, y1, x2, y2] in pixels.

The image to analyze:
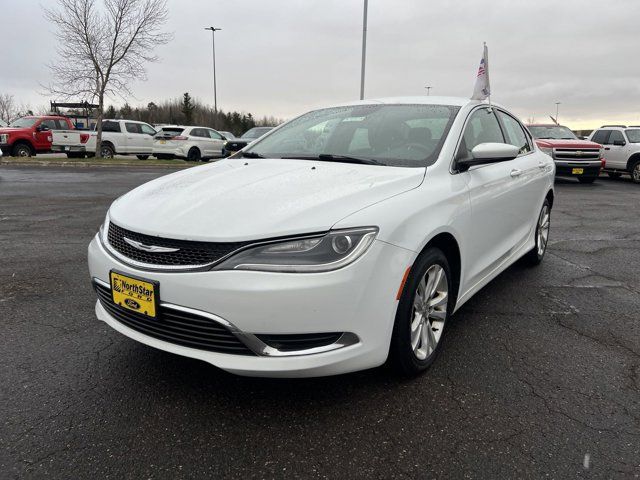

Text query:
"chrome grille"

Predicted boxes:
[[553, 148, 600, 161], [106, 222, 251, 269], [94, 281, 254, 355]]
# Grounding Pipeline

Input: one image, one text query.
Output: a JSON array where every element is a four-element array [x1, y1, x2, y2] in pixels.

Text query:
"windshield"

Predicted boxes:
[[625, 129, 640, 143], [528, 125, 577, 140], [242, 127, 272, 139], [9, 117, 37, 128], [244, 104, 460, 167]]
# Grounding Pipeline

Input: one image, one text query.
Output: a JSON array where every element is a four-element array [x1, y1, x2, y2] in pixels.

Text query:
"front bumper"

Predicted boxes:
[[554, 160, 601, 177], [88, 234, 413, 377]]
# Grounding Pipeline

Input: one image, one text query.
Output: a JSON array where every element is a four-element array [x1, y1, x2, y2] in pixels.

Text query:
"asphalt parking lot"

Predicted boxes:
[[1, 166, 639, 479]]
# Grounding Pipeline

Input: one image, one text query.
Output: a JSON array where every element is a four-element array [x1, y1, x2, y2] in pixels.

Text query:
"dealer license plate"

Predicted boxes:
[[159, 140, 166, 144], [110, 271, 159, 318], [572, 168, 584, 175]]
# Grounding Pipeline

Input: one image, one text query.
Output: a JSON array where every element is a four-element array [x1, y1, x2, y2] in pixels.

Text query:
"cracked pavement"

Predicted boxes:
[[1, 167, 639, 479]]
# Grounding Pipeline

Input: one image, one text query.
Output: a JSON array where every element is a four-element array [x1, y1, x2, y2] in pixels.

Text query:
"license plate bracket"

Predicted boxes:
[[110, 270, 159, 318]]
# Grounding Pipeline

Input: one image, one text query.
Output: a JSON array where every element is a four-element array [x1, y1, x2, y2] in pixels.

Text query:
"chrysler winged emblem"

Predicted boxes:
[[123, 237, 179, 253]]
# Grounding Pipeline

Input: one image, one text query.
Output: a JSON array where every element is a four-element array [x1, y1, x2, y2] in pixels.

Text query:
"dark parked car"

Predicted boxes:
[[224, 127, 274, 156]]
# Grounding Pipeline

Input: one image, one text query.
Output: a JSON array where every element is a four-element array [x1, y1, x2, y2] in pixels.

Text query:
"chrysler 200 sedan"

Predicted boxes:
[[88, 97, 555, 377]]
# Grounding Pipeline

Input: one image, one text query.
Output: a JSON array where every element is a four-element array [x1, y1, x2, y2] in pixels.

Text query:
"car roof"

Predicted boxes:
[[526, 124, 568, 127], [325, 96, 493, 109]]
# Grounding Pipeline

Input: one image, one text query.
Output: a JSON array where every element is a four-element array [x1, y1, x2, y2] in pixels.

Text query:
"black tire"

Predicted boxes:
[[66, 152, 85, 159], [578, 176, 596, 184], [12, 142, 33, 157], [99, 144, 115, 159], [389, 247, 453, 376], [524, 198, 551, 266], [187, 147, 201, 162], [630, 161, 640, 184], [607, 171, 622, 179], [137, 155, 149, 160]]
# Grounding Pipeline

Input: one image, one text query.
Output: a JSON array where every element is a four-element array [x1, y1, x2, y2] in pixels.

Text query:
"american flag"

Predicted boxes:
[[471, 44, 490, 100], [477, 59, 486, 77]]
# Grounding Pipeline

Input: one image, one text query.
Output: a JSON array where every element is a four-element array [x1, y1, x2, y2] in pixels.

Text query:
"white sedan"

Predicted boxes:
[[88, 96, 555, 378], [153, 125, 226, 161]]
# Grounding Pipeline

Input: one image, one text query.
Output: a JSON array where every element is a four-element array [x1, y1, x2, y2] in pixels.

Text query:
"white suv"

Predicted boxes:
[[588, 126, 640, 183], [153, 126, 225, 161]]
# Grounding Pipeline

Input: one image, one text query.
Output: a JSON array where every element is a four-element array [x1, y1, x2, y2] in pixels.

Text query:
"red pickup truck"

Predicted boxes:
[[0, 115, 76, 157], [526, 123, 604, 183]]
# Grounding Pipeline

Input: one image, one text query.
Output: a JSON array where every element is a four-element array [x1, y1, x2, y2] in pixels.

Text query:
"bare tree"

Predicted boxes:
[[0, 94, 17, 124], [44, 0, 171, 157]]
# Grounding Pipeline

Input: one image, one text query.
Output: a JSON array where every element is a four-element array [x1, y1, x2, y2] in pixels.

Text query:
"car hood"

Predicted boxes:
[[0, 127, 30, 134], [109, 158, 425, 242], [535, 139, 602, 148]]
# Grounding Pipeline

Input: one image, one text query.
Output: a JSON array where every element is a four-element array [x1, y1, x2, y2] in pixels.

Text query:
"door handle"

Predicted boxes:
[[510, 169, 523, 178]]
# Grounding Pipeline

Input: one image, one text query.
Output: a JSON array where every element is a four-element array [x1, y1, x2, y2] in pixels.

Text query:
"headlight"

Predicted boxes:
[[214, 227, 378, 273], [539, 147, 553, 157], [99, 212, 110, 244]]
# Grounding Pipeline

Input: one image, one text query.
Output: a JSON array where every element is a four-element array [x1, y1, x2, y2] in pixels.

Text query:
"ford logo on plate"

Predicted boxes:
[[124, 298, 141, 310]]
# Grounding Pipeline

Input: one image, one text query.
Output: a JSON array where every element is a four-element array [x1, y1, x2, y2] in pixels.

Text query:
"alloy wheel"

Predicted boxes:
[[633, 163, 640, 183], [410, 264, 448, 360], [537, 204, 550, 256]]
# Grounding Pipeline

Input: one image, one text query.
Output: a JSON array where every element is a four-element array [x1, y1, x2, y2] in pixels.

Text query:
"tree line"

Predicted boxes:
[[103, 93, 282, 136]]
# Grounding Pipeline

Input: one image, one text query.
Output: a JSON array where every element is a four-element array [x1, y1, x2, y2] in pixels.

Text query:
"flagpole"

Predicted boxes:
[[485, 42, 492, 111]]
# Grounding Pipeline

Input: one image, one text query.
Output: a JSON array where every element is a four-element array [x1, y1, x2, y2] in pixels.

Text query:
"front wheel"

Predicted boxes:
[[12, 143, 33, 157], [389, 248, 452, 376], [524, 199, 551, 266], [631, 161, 640, 184], [100, 144, 114, 159]]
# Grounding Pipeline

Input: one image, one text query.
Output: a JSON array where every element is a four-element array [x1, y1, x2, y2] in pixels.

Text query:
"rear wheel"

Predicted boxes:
[[524, 199, 551, 266], [136, 155, 149, 160], [12, 143, 33, 157], [187, 147, 201, 162], [390, 248, 452, 376], [631, 161, 640, 184], [578, 176, 596, 184], [607, 171, 622, 179], [100, 144, 114, 159]]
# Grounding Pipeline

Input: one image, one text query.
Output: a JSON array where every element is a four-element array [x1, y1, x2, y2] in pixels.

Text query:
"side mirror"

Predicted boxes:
[[613, 140, 626, 146], [457, 143, 519, 172], [36, 124, 50, 132]]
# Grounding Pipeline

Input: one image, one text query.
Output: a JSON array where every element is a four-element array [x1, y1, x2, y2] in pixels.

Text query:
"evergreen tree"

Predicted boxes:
[[181, 92, 194, 125], [105, 105, 117, 118]]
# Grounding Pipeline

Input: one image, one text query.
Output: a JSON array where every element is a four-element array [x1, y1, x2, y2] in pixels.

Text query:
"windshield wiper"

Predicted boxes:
[[237, 151, 264, 158], [280, 154, 382, 165]]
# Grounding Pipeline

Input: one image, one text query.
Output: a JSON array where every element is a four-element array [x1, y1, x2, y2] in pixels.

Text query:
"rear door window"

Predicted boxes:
[[125, 123, 142, 134]]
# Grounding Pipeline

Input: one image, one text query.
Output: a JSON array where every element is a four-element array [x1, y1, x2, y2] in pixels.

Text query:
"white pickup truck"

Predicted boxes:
[[51, 119, 156, 159]]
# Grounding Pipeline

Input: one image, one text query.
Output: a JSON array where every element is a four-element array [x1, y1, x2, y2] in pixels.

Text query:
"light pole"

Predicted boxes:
[[555, 102, 561, 124], [425, 86, 432, 96], [360, 0, 368, 100], [205, 27, 222, 114]]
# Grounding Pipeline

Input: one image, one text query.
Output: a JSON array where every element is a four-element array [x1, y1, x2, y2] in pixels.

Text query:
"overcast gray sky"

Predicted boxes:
[[2, 0, 640, 128]]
